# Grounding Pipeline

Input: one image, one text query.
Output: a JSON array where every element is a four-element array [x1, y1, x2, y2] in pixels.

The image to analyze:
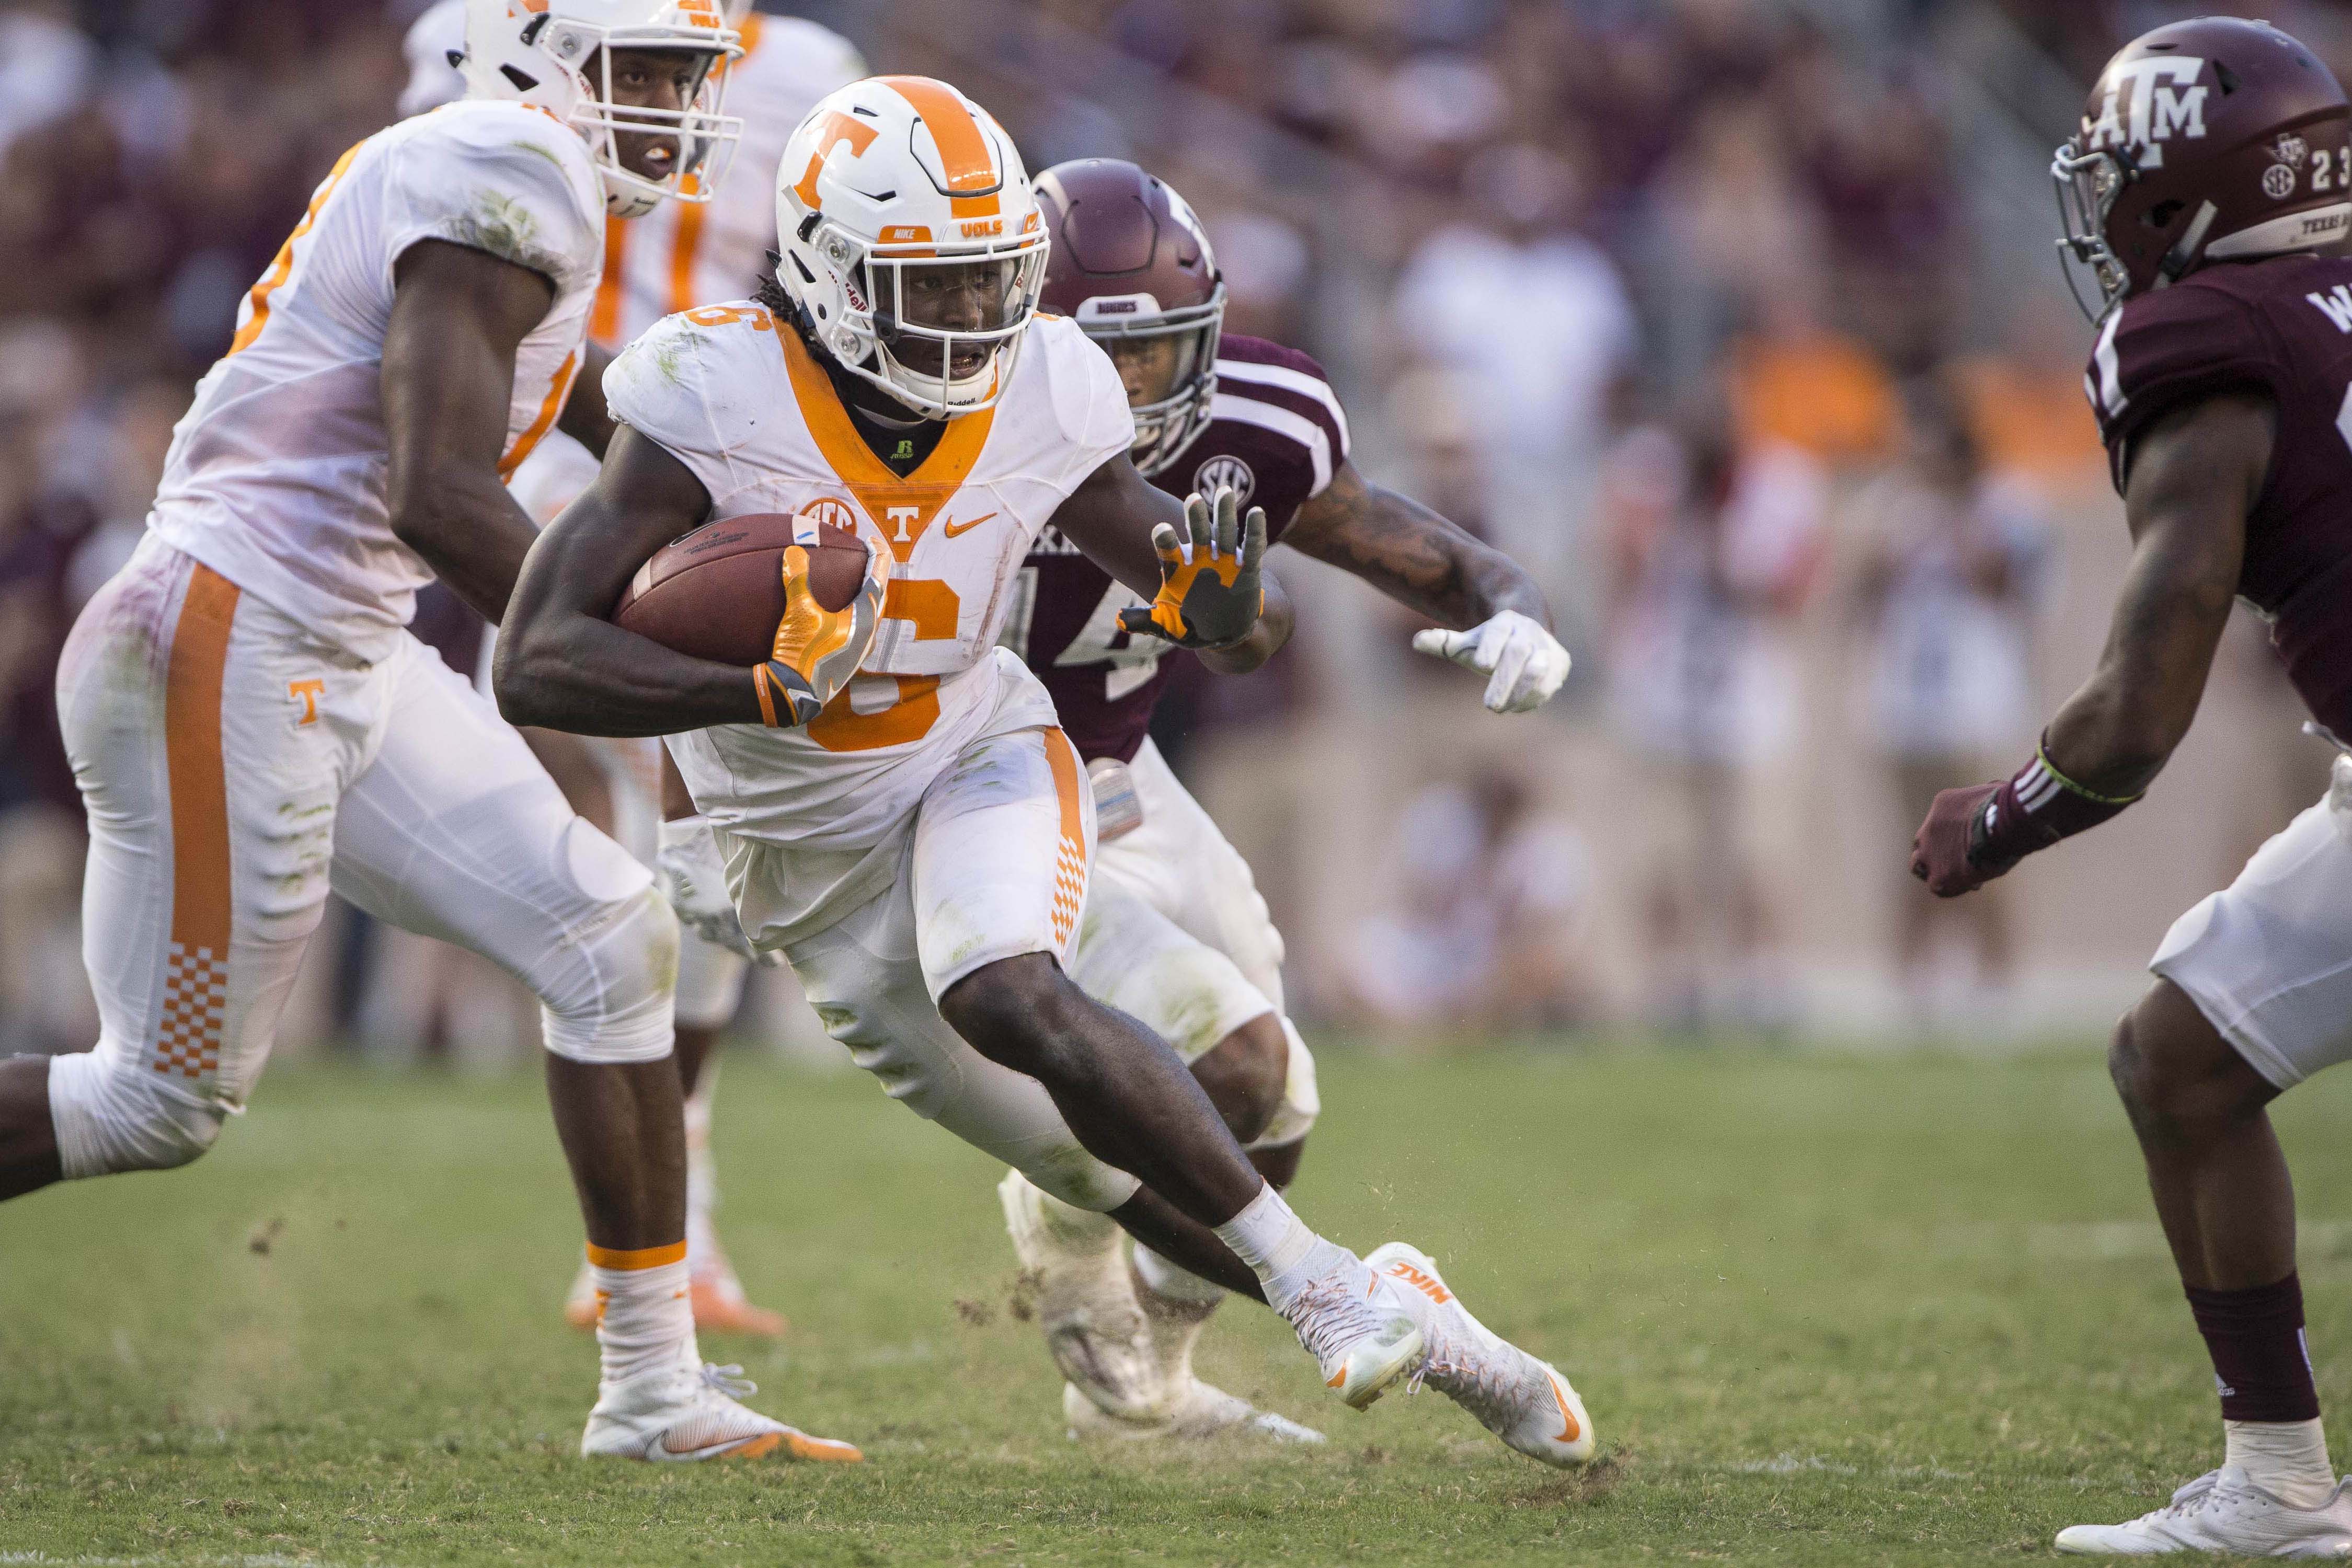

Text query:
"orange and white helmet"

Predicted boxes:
[[774, 76, 1048, 418], [460, 0, 743, 218]]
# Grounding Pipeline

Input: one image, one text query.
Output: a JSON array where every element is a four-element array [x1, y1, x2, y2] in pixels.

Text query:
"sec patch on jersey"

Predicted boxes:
[[614, 510, 870, 666]]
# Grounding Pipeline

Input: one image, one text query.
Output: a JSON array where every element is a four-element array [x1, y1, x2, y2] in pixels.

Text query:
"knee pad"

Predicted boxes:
[[535, 860, 679, 1066], [1246, 1017, 1320, 1151], [48, 1047, 230, 1177]]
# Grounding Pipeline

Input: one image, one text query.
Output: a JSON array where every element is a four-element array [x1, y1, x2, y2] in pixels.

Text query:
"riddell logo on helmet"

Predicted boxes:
[[2082, 55, 2210, 168]]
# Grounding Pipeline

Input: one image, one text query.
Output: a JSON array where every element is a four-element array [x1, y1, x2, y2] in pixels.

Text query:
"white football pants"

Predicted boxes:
[[47, 537, 676, 1176]]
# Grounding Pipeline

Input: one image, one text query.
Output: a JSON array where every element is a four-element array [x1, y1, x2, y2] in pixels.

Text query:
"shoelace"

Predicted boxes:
[[1407, 1320, 1527, 1426], [2112, 1471, 2227, 1532], [701, 1363, 758, 1401], [1285, 1274, 1399, 1370]]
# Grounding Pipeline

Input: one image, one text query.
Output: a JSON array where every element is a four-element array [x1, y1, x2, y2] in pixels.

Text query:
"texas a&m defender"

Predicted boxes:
[[993, 158, 1579, 1450], [1913, 17, 2352, 1554], [496, 77, 1590, 1466]]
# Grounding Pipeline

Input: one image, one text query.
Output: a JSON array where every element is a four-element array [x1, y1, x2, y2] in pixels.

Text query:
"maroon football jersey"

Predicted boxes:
[[1012, 334, 1351, 762], [2089, 253, 2352, 738]]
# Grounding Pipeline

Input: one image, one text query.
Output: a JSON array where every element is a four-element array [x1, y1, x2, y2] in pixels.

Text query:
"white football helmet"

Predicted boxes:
[[774, 76, 1048, 418], [460, 0, 743, 218]]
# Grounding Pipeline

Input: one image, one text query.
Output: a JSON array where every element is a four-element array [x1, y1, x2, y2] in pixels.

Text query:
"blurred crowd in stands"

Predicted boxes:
[[3, 0, 2346, 1059]]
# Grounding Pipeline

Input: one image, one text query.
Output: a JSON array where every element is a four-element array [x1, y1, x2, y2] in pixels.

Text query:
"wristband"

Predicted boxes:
[[751, 661, 821, 729], [752, 664, 781, 727], [1972, 737, 2142, 869]]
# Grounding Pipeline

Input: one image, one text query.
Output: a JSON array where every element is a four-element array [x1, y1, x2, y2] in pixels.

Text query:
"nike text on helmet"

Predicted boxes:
[[460, 0, 744, 219], [773, 76, 1048, 419], [1034, 158, 1226, 477], [2055, 16, 2352, 320]]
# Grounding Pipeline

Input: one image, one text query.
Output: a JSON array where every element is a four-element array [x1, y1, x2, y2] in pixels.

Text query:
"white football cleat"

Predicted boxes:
[[1279, 1254, 1424, 1410], [2054, 1468, 2352, 1556], [581, 1361, 862, 1463], [1062, 1378, 1326, 1445], [999, 1170, 1164, 1421], [1366, 1242, 1594, 1468]]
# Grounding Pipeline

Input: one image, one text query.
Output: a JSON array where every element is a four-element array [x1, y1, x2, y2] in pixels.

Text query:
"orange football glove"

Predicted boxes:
[[752, 525, 886, 729], [1117, 484, 1267, 649]]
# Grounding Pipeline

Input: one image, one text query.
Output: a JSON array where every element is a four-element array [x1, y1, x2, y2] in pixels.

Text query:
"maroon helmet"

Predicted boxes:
[[2056, 17, 2351, 320], [1034, 158, 1225, 476]]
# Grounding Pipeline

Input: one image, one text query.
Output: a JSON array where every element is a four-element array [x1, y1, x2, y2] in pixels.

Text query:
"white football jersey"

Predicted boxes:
[[586, 14, 865, 352], [150, 100, 605, 661], [604, 306, 1134, 851]]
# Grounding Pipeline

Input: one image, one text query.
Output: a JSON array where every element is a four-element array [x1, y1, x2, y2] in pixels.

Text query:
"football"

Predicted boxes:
[[612, 512, 871, 666]]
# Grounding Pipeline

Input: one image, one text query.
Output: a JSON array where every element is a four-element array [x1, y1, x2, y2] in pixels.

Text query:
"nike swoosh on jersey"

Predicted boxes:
[[941, 511, 997, 538]]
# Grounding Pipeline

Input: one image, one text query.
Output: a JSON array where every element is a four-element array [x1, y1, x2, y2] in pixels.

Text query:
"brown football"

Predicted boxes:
[[612, 512, 870, 666]]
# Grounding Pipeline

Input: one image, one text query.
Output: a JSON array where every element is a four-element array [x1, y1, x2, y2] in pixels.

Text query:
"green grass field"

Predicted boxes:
[[8, 1044, 2352, 1565]]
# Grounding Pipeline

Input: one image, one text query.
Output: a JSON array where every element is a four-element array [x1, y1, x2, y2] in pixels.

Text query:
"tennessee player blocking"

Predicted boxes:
[[401, 0, 863, 1339], [498, 75, 1592, 1466], [0, 0, 855, 1464], [1912, 19, 2352, 1553], [995, 158, 1578, 1446]]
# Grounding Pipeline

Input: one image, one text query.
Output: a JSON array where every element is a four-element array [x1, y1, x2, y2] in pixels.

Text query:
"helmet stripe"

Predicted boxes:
[[877, 76, 999, 195]]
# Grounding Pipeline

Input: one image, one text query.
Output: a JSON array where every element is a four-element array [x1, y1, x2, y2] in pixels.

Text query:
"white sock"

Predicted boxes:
[[684, 1074, 720, 1276], [2226, 1417, 2338, 1508], [1210, 1183, 1347, 1313], [1134, 1242, 1228, 1308], [589, 1246, 697, 1389]]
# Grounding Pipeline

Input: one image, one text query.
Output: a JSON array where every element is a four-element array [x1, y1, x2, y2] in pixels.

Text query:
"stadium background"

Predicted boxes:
[[1, 0, 2347, 1064]]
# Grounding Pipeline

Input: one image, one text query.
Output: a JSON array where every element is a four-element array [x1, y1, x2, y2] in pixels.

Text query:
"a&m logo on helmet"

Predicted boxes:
[[2081, 54, 2209, 168]]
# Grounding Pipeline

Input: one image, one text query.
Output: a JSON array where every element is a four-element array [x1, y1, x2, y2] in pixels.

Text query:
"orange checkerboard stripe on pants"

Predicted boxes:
[[44, 531, 673, 1179]]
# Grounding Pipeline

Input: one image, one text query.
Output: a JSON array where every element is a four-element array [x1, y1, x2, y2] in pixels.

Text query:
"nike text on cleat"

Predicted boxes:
[[580, 1362, 862, 1465], [1280, 1259, 1424, 1411], [2054, 1467, 2352, 1557], [998, 1170, 1164, 1422], [1365, 1241, 1596, 1468], [1061, 1379, 1326, 1445]]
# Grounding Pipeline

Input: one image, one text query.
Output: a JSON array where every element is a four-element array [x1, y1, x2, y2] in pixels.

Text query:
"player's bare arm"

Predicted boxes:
[[556, 341, 617, 457], [497, 426, 768, 737], [1912, 389, 2269, 897], [1283, 459, 1545, 629], [381, 238, 558, 626], [2046, 393, 2269, 793]]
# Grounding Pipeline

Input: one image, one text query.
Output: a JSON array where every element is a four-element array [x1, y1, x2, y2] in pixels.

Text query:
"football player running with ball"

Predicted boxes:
[[1912, 17, 2352, 1554], [0, 1, 855, 1463], [497, 75, 1592, 1467], [992, 158, 1576, 1446]]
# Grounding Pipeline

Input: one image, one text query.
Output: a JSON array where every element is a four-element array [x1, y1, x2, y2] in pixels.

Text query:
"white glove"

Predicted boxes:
[[657, 813, 776, 966], [1411, 610, 1571, 714]]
